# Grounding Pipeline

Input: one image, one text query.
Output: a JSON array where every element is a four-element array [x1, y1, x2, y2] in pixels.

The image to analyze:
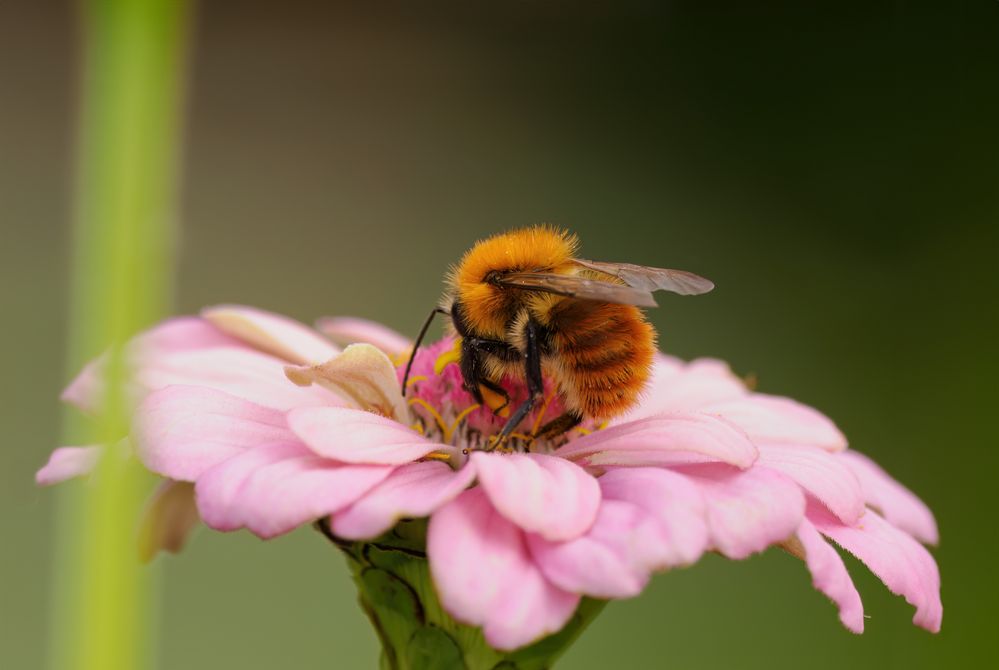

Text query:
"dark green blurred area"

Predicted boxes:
[[3, 1, 997, 668]]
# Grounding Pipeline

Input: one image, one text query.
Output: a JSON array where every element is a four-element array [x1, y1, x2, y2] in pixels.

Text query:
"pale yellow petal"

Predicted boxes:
[[285, 343, 408, 422]]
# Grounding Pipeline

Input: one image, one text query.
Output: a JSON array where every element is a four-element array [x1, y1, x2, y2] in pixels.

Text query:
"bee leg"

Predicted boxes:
[[487, 319, 544, 451], [534, 411, 583, 441], [459, 337, 487, 404], [402, 307, 450, 395]]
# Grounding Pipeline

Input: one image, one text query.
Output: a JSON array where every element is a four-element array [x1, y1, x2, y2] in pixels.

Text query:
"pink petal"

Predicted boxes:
[[195, 442, 393, 538], [140, 347, 342, 411], [61, 317, 245, 414], [138, 480, 200, 562], [201, 304, 339, 365], [60, 358, 107, 415], [35, 446, 102, 485], [316, 316, 412, 355], [791, 518, 865, 633], [527, 500, 662, 599], [621, 355, 747, 421], [134, 316, 246, 353], [556, 413, 758, 470], [810, 505, 942, 633], [134, 386, 295, 481], [598, 467, 709, 566], [757, 443, 864, 525], [428, 488, 580, 650], [679, 463, 805, 559], [838, 450, 938, 545], [704, 394, 848, 452], [287, 406, 439, 464], [470, 452, 600, 541], [331, 461, 476, 540]]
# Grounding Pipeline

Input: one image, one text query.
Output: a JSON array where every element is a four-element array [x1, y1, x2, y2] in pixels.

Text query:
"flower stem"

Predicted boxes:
[[317, 520, 606, 670], [47, 1, 193, 669]]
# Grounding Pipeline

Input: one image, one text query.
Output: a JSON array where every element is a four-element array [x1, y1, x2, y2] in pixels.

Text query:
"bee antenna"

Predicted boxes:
[[402, 307, 450, 396]]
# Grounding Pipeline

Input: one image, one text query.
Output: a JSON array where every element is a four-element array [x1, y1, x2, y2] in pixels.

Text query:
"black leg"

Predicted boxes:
[[402, 307, 449, 395], [535, 411, 583, 440], [489, 319, 544, 448], [458, 335, 515, 407]]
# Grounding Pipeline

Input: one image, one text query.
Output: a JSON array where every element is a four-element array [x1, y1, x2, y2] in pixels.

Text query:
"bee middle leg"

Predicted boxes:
[[489, 319, 544, 450]]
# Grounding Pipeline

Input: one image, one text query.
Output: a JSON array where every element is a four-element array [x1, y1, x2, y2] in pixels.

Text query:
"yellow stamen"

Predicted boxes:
[[410, 422, 425, 435], [574, 427, 592, 436], [530, 392, 557, 436], [423, 451, 452, 463], [407, 397, 448, 439], [405, 375, 428, 387], [433, 338, 463, 375], [446, 404, 481, 443]]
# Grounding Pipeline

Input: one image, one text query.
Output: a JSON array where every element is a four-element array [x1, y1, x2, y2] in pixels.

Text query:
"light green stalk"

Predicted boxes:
[[48, 1, 193, 668]]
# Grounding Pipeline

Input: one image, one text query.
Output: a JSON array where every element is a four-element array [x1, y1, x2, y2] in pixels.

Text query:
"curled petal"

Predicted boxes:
[[471, 452, 600, 541], [838, 450, 938, 545], [704, 394, 848, 452], [598, 467, 709, 566], [331, 461, 477, 540], [285, 344, 408, 421], [195, 442, 393, 538], [287, 406, 439, 465], [556, 413, 758, 470], [428, 488, 580, 650], [786, 518, 865, 633], [680, 463, 805, 559], [35, 446, 102, 485], [527, 500, 662, 599], [316, 316, 412, 356], [757, 443, 864, 525], [202, 304, 338, 365], [810, 505, 942, 633], [134, 386, 295, 481], [138, 480, 200, 562]]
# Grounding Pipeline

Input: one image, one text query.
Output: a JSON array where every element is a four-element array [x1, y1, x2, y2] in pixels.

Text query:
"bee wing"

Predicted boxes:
[[496, 272, 659, 307], [572, 259, 715, 296]]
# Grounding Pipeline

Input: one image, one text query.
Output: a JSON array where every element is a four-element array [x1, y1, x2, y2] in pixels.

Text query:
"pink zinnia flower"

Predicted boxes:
[[38, 305, 942, 650]]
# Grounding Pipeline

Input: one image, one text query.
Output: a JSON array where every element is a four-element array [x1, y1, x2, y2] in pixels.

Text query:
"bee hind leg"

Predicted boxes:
[[534, 411, 583, 442]]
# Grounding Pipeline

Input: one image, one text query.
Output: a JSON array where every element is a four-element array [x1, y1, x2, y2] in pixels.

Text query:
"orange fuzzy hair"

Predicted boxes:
[[447, 225, 579, 337]]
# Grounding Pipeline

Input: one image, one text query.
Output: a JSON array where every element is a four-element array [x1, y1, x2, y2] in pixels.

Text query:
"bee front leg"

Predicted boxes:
[[488, 319, 543, 451]]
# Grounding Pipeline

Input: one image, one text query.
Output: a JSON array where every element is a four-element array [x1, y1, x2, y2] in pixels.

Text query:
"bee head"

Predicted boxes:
[[448, 225, 579, 335]]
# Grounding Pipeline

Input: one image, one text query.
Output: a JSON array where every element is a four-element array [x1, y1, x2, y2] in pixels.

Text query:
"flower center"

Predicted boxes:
[[399, 336, 600, 454]]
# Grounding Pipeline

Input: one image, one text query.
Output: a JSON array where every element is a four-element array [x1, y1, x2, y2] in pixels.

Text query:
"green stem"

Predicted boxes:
[[318, 520, 606, 670], [48, 1, 193, 669]]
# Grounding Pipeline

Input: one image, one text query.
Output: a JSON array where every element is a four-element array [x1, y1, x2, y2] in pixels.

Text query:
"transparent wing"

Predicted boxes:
[[496, 272, 658, 307], [572, 258, 715, 296]]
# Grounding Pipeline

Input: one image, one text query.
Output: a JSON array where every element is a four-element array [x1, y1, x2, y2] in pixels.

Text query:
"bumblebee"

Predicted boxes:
[[403, 225, 713, 447]]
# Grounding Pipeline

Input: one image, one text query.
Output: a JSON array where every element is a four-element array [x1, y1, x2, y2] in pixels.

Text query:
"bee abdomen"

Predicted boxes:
[[550, 303, 656, 421]]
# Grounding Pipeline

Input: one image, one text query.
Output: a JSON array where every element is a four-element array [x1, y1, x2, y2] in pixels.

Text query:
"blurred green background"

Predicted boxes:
[[4, 1, 997, 668]]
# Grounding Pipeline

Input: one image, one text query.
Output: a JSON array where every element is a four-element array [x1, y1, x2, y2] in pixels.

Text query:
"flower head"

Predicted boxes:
[[38, 305, 942, 650]]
